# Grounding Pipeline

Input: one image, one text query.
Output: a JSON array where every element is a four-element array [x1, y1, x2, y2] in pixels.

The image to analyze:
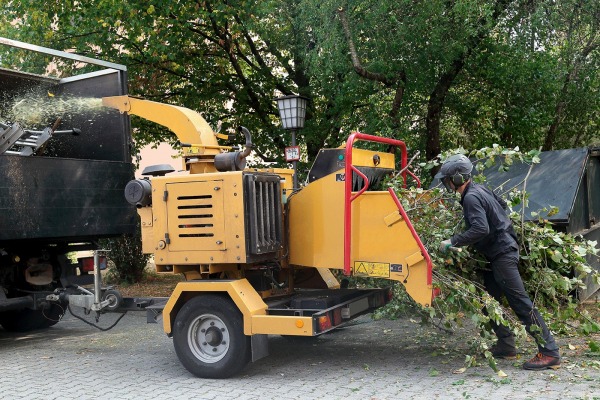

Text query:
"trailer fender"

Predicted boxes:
[[162, 279, 267, 336]]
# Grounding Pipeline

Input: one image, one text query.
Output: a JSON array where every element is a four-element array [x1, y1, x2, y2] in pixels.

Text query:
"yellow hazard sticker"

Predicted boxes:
[[352, 261, 390, 278]]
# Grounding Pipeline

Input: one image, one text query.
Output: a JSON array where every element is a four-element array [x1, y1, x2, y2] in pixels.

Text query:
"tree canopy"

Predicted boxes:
[[1, 0, 598, 174]]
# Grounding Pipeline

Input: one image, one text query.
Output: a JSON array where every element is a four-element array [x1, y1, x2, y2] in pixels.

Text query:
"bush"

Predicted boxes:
[[99, 229, 150, 285]]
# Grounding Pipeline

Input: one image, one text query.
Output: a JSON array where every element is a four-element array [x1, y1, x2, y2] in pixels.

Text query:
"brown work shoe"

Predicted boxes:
[[490, 343, 517, 359], [522, 353, 560, 370]]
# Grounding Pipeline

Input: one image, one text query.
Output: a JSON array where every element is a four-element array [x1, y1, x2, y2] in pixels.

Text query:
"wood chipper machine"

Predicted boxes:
[[102, 95, 436, 378]]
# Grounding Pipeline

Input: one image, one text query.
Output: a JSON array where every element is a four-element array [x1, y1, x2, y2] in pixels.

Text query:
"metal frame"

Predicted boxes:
[[0, 37, 127, 71]]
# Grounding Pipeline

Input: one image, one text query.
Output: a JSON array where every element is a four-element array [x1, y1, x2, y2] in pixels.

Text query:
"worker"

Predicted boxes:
[[435, 154, 561, 371]]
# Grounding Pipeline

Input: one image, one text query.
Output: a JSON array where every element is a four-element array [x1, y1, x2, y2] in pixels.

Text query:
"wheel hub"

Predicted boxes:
[[188, 314, 230, 363], [204, 326, 223, 347]]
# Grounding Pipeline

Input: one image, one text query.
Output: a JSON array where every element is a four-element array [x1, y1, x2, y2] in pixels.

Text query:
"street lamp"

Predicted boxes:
[[275, 94, 309, 189]]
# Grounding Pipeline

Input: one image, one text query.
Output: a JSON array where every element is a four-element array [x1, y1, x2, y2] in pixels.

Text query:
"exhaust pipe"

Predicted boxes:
[[214, 126, 254, 172]]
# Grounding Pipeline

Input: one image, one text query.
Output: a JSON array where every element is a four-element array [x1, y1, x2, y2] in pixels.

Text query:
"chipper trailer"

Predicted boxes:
[[0, 38, 434, 378], [101, 95, 437, 378]]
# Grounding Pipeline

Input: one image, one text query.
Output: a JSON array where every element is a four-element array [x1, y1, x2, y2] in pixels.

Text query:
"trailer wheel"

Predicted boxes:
[[102, 289, 123, 312], [172, 295, 250, 379]]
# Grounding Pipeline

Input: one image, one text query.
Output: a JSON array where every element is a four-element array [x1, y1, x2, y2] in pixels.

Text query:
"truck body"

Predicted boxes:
[[0, 38, 136, 331], [105, 96, 436, 378]]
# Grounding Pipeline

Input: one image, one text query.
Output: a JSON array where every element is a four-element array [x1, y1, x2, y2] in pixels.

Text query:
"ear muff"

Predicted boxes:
[[451, 172, 465, 186]]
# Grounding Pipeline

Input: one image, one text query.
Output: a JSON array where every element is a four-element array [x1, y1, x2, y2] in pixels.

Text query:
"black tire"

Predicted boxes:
[[0, 303, 63, 332], [102, 289, 123, 312], [172, 295, 250, 379]]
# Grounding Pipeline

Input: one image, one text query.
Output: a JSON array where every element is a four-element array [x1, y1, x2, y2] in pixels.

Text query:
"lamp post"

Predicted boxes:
[[275, 94, 309, 190]]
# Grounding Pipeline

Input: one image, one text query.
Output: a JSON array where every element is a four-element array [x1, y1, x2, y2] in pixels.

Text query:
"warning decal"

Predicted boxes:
[[352, 261, 390, 278]]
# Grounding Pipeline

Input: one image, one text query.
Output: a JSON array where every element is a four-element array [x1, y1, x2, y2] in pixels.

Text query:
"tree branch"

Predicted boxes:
[[337, 7, 392, 86]]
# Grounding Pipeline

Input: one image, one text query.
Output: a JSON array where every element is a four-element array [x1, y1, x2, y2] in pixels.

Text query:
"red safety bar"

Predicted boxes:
[[343, 132, 429, 281]]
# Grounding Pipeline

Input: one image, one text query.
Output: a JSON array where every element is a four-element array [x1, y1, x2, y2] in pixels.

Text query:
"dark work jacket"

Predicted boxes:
[[450, 182, 519, 261]]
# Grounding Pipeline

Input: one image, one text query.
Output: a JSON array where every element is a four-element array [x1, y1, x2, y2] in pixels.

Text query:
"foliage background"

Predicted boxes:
[[0, 0, 598, 176], [1, 0, 599, 364]]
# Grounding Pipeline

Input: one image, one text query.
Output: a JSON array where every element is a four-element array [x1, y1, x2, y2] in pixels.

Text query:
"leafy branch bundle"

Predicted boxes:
[[374, 145, 600, 369]]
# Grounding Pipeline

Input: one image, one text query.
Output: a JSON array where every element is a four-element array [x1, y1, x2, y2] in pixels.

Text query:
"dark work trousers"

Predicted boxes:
[[483, 251, 560, 358]]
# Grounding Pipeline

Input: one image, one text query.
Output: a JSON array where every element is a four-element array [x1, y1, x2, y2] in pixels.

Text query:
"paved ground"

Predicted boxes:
[[1, 310, 599, 400]]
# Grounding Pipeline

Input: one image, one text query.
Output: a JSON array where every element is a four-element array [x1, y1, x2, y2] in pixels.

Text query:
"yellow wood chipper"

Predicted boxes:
[[102, 95, 437, 379]]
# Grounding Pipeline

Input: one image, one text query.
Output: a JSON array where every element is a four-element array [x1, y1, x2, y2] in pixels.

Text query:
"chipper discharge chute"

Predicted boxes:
[[102, 95, 436, 378]]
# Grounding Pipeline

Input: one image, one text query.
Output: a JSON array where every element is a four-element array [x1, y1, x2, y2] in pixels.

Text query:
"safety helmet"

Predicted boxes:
[[434, 154, 473, 192]]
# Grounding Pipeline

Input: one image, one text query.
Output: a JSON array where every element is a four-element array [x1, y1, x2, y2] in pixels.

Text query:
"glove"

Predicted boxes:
[[439, 239, 452, 253]]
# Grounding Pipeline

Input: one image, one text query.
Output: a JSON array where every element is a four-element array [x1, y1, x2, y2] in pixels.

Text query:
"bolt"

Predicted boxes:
[[201, 329, 206, 333], [212, 348, 217, 352], [221, 341, 226, 345], [221, 328, 225, 332], [210, 322, 215, 326], [202, 342, 207, 346]]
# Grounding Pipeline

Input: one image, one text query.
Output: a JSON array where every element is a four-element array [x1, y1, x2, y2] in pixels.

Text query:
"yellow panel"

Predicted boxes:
[[288, 172, 344, 268], [151, 172, 247, 265], [288, 174, 434, 306]]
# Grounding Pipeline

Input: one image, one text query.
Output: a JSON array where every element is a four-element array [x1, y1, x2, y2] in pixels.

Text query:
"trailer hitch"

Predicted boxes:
[[46, 250, 122, 321]]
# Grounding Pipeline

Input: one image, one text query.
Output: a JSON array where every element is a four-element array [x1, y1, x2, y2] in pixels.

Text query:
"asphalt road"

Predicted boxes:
[[1, 310, 599, 400]]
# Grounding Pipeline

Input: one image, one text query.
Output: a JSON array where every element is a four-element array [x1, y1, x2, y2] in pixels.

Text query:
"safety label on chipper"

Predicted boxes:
[[353, 261, 390, 278]]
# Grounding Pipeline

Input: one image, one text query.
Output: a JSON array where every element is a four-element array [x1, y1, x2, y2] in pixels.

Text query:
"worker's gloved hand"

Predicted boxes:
[[439, 239, 452, 253]]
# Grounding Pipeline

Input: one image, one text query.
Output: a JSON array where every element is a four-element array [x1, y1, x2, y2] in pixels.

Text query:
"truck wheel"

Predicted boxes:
[[172, 295, 250, 379], [37, 303, 65, 328], [0, 304, 62, 332]]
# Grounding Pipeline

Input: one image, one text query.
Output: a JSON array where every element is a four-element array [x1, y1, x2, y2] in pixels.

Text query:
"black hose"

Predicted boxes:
[[67, 303, 128, 331]]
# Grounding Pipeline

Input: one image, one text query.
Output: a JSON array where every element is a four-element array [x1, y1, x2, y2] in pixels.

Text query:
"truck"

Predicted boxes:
[[0, 38, 137, 331], [0, 37, 436, 378]]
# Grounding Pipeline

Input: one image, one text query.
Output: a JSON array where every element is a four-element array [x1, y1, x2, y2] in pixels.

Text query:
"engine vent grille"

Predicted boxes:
[[243, 173, 282, 256], [176, 195, 214, 237], [165, 180, 225, 252]]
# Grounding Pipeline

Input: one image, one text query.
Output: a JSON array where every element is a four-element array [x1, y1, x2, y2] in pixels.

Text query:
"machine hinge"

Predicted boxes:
[[163, 190, 168, 201], [165, 232, 171, 244]]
